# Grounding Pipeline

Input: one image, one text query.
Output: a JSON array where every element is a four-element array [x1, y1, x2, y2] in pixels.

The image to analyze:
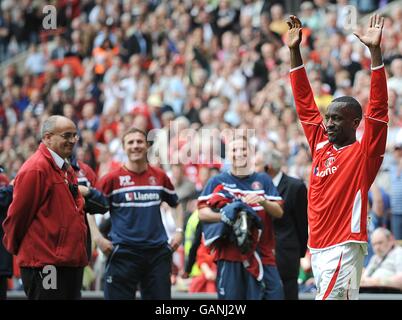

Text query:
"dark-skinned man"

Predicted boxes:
[[286, 14, 388, 300]]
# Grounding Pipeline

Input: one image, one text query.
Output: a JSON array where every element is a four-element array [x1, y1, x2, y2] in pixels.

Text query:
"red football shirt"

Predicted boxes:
[[290, 65, 388, 250]]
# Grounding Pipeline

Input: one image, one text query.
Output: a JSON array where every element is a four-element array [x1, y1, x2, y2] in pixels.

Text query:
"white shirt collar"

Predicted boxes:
[[47, 147, 65, 170], [272, 171, 283, 187], [332, 143, 354, 151]]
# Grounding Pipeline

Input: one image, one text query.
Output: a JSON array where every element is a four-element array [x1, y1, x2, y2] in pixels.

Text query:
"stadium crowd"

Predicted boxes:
[[0, 0, 401, 296]]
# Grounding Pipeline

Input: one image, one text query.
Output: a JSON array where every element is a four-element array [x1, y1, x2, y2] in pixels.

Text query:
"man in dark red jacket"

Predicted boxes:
[[2, 115, 88, 299]]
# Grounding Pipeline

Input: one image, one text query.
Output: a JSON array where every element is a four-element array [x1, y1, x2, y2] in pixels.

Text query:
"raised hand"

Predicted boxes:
[[354, 14, 384, 48], [286, 15, 303, 49]]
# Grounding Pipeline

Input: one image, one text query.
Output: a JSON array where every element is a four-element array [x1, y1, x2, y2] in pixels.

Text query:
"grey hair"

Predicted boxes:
[[174, 116, 190, 130], [372, 227, 392, 240], [41, 115, 62, 139], [263, 149, 283, 172]]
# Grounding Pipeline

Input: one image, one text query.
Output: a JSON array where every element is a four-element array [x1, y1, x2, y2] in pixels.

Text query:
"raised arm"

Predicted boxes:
[[353, 14, 387, 114], [286, 15, 326, 154], [353, 14, 383, 68], [354, 14, 388, 163], [286, 15, 303, 69]]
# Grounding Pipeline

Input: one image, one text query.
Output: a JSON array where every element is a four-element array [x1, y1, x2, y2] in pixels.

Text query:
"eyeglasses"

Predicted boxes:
[[53, 132, 79, 141]]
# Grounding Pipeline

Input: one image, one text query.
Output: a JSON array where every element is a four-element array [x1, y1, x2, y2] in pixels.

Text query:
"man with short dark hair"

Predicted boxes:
[[287, 14, 388, 299], [96, 127, 182, 299]]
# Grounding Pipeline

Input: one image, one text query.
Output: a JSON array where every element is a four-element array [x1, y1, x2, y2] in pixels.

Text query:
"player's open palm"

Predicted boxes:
[[354, 14, 384, 48], [286, 15, 302, 49]]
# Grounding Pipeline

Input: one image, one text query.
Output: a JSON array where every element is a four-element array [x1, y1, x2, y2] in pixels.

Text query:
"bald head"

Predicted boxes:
[[371, 227, 394, 258], [264, 150, 283, 173], [41, 116, 78, 159], [372, 227, 392, 241], [41, 116, 75, 139]]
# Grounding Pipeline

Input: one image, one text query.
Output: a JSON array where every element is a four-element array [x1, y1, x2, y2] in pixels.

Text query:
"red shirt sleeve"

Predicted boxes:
[[162, 172, 179, 208], [2, 170, 48, 254], [79, 161, 98, 186], [361, 65, 388, 159], [96, 173, 113, 197], [0, 174, 9, 186], [290, 66, 327, 156]]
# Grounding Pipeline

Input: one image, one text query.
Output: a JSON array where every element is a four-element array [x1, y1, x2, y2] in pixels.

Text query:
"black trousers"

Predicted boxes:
[[275, 246, 300, 300], [0, 276, 7, 300], [20, 266, 84, 300], [104, 244, 172, 300]]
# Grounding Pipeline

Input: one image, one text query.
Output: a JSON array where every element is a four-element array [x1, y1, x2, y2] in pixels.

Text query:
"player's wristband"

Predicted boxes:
[[175, 228, 184, 233]]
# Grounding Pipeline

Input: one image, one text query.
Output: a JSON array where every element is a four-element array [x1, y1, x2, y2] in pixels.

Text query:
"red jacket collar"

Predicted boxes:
[[38, 143, 63, 172]]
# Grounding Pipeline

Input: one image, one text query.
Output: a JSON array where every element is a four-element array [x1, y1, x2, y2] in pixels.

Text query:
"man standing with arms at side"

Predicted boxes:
[[287, 14, 388, 300], [96, 128, 182, 299], [262, 150, 308, 300], [2, 115, 88, 299]]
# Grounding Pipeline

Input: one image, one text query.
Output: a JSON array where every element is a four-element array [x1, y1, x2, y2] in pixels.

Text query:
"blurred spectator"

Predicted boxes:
[[120, 16, 152, 63], [269, 3, 289, 35], [188, 239, 217, 293], [213, 0, 239, 37], [300, 1, 322, 31], [24, 44, 47, 76], [262, 149, 308, 300], [361, 227, 402, 291], [80, 102, 100, 133], [390, 142, 402, 240], [170, 164, 197, 214], [25, 89, 45, 118], [92, 39, 119, 82], [298, 250, 315, 293], [365, 183, 390, 266], [350, 0, 380, 14], [50, 36, 69, 60], [388, 58, 402, 96]]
